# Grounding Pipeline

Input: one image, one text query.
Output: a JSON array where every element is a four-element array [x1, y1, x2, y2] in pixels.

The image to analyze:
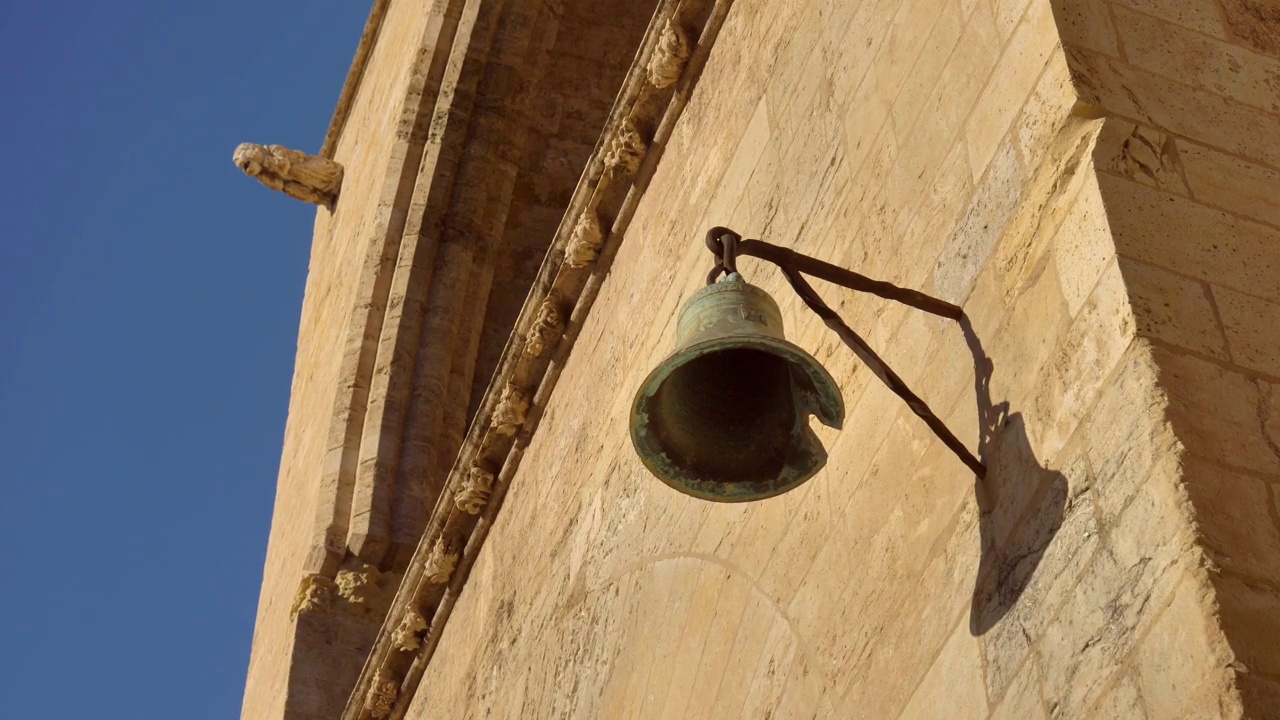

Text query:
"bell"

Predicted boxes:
[[630, 273, 845, 502]]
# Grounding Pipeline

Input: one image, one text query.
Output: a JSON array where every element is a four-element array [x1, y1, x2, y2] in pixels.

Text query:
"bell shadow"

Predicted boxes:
[[961, 317, 1068, 636]]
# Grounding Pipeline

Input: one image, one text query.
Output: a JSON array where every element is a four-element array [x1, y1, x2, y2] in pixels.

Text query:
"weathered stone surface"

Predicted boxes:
[[1114, 5, 1280, 113], [1217, 575, 1280, 676], [1214, 286, 1280, 376], [1120, 258, 1228, 360], [1219, 0, 1280, 58], [1100, 173, 1280, 304], [244, 0, 1280, 716], [1067, 45, 1280, 167], [1179, 140, 1280, 229], [1154, 346, 1280, 476], [1088, 672, 1147, 719], [1136, 576, 1239, 719], [1183, 456, 1280, 586], [1093, 120, 1189, 196]]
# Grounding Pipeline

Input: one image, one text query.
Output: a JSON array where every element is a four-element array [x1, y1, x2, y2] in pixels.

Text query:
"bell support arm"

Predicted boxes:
[[704, 227, 986, 478]]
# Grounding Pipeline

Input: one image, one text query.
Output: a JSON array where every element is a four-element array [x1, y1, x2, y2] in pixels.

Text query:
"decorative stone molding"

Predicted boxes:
[[232, 142, 344, 208], [424, 539, 458, 584], [525, 298, 564, 356], [565, 213, 605, 268], [603, 119, 646, 177], [491, 384, 529, 436], [647, 19, 689, 89], [455, 466, 496, 514], [392, 608, 429, 652], [365, 673, 398, 720], [290, 573, 336, 619], [335, 563, 381, 605], [341, 1, 735, 716]]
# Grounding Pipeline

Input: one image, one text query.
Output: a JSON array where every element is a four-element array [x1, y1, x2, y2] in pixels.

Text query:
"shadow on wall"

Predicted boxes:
[[962, 317, 1068, 636]]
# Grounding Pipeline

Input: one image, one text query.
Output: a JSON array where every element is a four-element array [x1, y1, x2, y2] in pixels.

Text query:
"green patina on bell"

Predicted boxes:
[[630, 273, 845, 502]]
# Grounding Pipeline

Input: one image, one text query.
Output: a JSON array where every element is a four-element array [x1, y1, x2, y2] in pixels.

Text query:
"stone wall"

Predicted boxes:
[[241, 0, 662, 717], [403, 0, 1279, 716], [1062, 0, 1280, 711], [243, 1, 434, 717]]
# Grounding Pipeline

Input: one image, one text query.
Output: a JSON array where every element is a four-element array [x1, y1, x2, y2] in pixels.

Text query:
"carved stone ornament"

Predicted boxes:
[[290, 573, 336, 619], [392, 608, 429, 652], [455, 466, 495, 515], [335, 563, 381, 605], [232, 142, 344, 208], [491, 384, 529, 436], [424, 539, 459, 585], [525, 297, 564, 356], [366, 673, 398, 719], [647, 19, 690, 89], [565, 213, 605, 268], [603, 119, 647, 177]]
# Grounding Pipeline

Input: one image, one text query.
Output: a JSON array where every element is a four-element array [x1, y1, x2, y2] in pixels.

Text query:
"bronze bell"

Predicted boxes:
[[630, 273, 845, 502]]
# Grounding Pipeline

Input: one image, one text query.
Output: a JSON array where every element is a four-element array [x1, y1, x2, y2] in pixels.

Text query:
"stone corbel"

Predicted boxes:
[[233, 142, 344, 208], [491, 384, 529, 436], [455, 466, 495, 514], [423, 539, 459, 585], [565, 212, 605, 268], [603, 119, 647, 177], [290, 573, 336, 619], [365, 673, 398, 720], [392, 608, 429, 652], [647, 19, 690, 89], [525, 297, 565, 356]]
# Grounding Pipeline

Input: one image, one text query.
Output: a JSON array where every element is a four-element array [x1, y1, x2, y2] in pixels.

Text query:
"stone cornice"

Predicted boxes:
[[341, 0, 737, 716], [320, 0, 392, 158]]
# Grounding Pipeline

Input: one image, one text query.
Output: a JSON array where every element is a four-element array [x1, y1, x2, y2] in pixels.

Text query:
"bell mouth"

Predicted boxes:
[[630, 335, 844, 502]]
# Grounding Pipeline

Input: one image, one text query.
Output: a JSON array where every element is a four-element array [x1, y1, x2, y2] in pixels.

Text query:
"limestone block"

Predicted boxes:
[[963, 0, 1060, 180], [1114, 5, 1280, 113], [1120, 258, 1228, 359], [1029, 261, 1135, 459], [1093, 120, 1190, 196], [934, 137, 1025, 303], [1153, 346, 1280, 475], [1100, 173, 1280, 303], [992, 0, 1032, 40], [1182, 455, 1280, 581], [984, 256, 1072, 420], [1014, 50, 1078, 172], [1214, 285, 1280, 376], [890, 0, 965, 142], [1066, 46, 1280, 167], [1179, 140, 1280, 229], [1137, 576, 1240, 718], [898, 623, 988, 720], [916, 0, 1003, 149], [1052, 0, 1118, 56], [989, 657, 1048, 719], [1087, 672, 1148, 719], [1051, 175, 1116, 317], [1219, 0, 1280, 58], [1111, 0, 1225, 38], [1037, 547, 1172, 716], [993, 118, 1100, 306], [1215, 575, 1280, 677]]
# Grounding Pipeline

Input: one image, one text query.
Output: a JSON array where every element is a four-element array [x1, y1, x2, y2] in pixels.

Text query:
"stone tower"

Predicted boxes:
[[240, 0, 1280, 717]]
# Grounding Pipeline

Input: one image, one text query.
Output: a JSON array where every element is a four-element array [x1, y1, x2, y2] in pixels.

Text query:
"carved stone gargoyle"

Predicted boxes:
[[233, 143, 344, 209]]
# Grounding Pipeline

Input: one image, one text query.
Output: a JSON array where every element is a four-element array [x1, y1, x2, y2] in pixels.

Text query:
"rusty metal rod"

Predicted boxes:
[[778, 265, 986, 478], [703, 227, 984, 477], [736, 239, 963, 320]]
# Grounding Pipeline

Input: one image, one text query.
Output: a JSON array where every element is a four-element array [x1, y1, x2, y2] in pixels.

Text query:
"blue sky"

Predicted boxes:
[[0, 2, 369, 715]]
